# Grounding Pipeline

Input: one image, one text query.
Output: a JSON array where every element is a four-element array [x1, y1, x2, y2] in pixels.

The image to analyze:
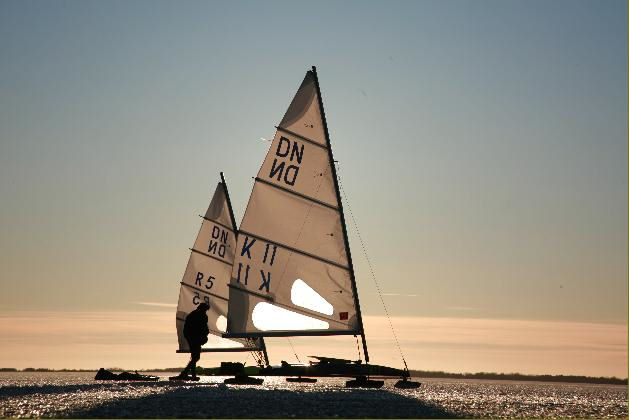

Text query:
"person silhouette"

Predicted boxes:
[[178, 302, 210, 380]]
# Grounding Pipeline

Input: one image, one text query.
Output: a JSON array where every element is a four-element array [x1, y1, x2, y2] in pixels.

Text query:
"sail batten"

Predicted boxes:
[[275, 126, 328, 150], [225, 70, 359, 337], [189, 248, 233, 266], [198, 215, 235, 232], [225, 330, 359, 338], [228, 283, 274, 301], [180, 282, 229, 302], [254, 177, 340, 211]]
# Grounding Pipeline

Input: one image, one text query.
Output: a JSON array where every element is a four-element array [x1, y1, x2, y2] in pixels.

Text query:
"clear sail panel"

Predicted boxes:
[[227, 285, 357, 335], [229, 232, 356, 328]]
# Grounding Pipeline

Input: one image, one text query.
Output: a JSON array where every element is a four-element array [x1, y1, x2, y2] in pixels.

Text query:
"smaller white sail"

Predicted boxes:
[[176, 179, 265, 352]]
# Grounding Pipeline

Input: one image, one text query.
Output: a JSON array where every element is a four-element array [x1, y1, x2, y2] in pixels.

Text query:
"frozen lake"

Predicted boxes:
[[0, 372, 626, 418]]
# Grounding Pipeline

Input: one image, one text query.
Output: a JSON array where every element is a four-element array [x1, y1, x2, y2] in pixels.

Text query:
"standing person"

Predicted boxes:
[[176, 302, 210, 380]]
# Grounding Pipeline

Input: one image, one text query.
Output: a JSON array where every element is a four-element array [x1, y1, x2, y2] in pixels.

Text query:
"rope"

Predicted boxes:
[[336, 163, 409, 372], [355, 335, 362, 361]]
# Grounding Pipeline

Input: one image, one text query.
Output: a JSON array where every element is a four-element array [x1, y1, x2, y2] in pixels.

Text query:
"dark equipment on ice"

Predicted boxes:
[[219, 362, 264, 385], [95, 368, 158, 381]]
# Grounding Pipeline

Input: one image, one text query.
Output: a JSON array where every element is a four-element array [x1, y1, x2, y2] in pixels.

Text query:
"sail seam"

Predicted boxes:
[[275, 126, 328, 150], [238, 229, 350, 271], [180, 282, 229, 302], [228, 283, 351, 327], [254, 177, 339, 211], [198, 215, 235, 233], [189, 248, 232, 266]]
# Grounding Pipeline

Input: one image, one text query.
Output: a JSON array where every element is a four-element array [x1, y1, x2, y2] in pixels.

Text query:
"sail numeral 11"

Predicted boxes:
[[238, 236, 276, 292], [236, 264, 272, 293], [259, 270, 271, 292], [263, 243, 277, 266], [236, 263, 250, 285]]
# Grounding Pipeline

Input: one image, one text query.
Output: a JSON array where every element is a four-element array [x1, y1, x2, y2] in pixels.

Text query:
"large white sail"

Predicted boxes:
[[225, 69, 362, 338], [176, 177, 266, 353]]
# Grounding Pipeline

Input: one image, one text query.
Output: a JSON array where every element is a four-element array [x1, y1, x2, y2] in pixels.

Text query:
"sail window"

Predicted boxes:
[[290, 279, 334, 315], [216, 315, 227, 332], [252, 302, 329, 331]]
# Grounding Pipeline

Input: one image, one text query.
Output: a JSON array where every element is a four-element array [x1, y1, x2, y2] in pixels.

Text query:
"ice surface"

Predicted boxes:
[[0, 372, 626, 418]]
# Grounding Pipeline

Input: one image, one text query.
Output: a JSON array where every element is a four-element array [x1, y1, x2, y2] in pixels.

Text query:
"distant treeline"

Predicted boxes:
[[410, 370, 628, 385], [3, 367, 626, 385], [1, 367, 183, 373], [15, 368, 95, 372]]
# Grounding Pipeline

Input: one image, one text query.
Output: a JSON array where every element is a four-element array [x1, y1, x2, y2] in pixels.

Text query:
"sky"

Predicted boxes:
[[0, 0, 626, 376]]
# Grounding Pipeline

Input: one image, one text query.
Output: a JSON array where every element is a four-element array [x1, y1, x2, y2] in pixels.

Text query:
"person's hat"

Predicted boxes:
[[198, 302, 210, 311]]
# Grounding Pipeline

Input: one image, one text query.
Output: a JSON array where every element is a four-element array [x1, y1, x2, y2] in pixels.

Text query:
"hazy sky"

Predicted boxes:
[[0, 1, 626, 375]]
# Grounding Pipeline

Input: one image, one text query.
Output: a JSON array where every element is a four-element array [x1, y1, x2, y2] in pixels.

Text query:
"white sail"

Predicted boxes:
[[225, 70, 360, 337], [176, 179, 265, 351]]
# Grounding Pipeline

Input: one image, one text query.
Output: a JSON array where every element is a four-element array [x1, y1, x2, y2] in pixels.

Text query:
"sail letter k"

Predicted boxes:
[[259, 270, 271, 292], [241, 236, 256, 259]]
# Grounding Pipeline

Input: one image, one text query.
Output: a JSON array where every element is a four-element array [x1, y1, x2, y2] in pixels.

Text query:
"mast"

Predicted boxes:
[[310, 66, 370, 363], [220, 171, 270, 367], [220, 172, 238, 233]]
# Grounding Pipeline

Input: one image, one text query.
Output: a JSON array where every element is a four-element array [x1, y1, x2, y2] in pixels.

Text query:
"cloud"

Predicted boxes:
[[133, 302, 177, 308], [445, 306, 478, 311], [0, 312, 625, 377]]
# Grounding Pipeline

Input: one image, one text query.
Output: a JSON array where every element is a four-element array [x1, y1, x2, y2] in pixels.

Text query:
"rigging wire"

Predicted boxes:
[[336, 162, 410, 372], [273, 167, 329, 292], [286, 338, 302, 363], [244, 338, 264, 367], [355, 335, 362, 362]]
